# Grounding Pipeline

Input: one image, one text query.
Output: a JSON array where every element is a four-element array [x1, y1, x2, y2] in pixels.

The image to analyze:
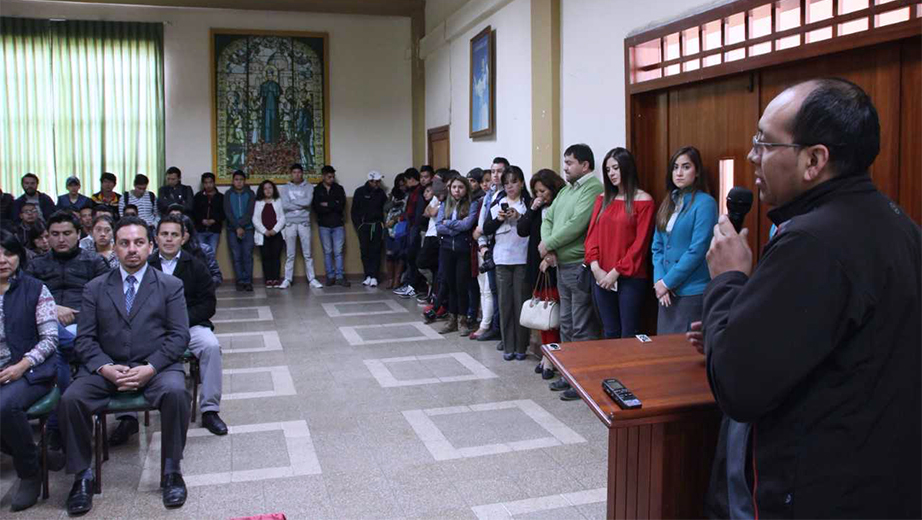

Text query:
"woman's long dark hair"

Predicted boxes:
[[444, 176, 472, 219], [255, 180, 280, 201], [601, 148, 641, 217], [391, 173, 407, 200], [25, 222, 47, 252], [500, 165, 531, 201], [655, 146, 709, 231]]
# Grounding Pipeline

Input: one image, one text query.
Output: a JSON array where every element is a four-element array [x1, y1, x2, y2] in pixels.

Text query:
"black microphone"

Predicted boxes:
[[726, 187, 753, 233]]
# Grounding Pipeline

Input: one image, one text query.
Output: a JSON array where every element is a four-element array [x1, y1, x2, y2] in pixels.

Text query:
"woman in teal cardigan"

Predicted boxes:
[[651, 146, 718, 334]]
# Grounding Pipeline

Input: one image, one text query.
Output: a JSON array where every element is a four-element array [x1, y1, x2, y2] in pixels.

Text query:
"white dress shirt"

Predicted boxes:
[[159, 250, 181, 276]]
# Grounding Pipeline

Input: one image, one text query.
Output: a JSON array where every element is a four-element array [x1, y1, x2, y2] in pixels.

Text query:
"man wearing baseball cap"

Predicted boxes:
[[351, 171, 388, 286], [56, 177, 94, 214]]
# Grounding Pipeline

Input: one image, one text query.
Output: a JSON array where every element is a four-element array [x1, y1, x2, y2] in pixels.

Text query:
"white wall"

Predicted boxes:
[[424, 0, 532, 176], [3, 0, 413, 193], [425, 0, 470, 33], [559, 0, 730, 172]]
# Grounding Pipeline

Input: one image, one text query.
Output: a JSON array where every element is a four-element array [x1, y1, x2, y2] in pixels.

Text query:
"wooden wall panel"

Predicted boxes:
[[665, 73, 761, 253], [900, 39, 921, 225]]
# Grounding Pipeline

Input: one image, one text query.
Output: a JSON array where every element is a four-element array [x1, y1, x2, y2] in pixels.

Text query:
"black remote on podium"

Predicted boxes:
[[602, 378, 642, 409]]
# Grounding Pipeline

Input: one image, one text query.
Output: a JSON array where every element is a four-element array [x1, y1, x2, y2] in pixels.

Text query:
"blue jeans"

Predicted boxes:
[[199, 231, 220, 254], [592, 277, 647, 339], [47, 323, 77, 432], [227, 228, 255, 284], [319, 226, 345, 279]]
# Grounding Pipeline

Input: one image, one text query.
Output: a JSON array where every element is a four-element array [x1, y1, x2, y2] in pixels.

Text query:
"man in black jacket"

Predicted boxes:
[[192, 172, 225, 254], [702, 78, 921, 518], [109, 215, 228, 444], [158, 166, 195, 217], [26, 210, 110, 448], [351, 171, 387, 286], [312, 165, 349, 286], [12, 173, 56, 224]]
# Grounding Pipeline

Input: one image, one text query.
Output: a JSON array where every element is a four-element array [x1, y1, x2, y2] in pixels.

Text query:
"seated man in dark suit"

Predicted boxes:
[[58, 216, 191, 515], [108, 215, 227, 445]]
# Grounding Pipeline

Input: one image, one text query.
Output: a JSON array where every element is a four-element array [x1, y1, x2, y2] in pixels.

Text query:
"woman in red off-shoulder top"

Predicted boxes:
[[584, 147, 655, 338]]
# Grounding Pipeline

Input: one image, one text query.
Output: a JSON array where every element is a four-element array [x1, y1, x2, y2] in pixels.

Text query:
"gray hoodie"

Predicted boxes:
[[280, 180, 313, 225]]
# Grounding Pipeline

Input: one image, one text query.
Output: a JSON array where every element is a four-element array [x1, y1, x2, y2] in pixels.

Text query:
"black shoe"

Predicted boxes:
[[503, 352, 515, 361], [337, 278, 351, 287], [107, 417, 139, 446], [542, 368, 556, 380], [495, 341, 504, 351], [476, 329, 500, 342], [235, 283, 244, 292], [515, 353, 527, 361], [534, 363, 543, 374], [47, 428, 63, 452], [11, 475, 41, 512], [66, 478, 94, 516], [161, 473, 187, 508], [201, 411, 228, 436], [560, 389, 581, 401], [549, 378, 571, 391], [244, 283, 254, 292], [47, 447, 66, 472], [325, 277, 336, 287]]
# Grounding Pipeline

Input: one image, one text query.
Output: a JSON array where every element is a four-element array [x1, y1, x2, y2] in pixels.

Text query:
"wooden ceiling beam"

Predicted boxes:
[[46, 0, 425, 18]]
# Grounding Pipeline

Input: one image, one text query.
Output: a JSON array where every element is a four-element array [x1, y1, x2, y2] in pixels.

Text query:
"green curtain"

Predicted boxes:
[[0, 17, 164, 200]]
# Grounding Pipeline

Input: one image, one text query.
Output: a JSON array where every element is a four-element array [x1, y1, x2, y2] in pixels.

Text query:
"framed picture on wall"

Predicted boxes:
[[469, 26, 495, 138], [211, 29, 330, 185]]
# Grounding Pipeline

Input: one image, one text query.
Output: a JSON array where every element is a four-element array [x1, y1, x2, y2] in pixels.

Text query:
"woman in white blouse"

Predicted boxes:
[[252, 180, 287, 288], [482, 166, 532, 361]]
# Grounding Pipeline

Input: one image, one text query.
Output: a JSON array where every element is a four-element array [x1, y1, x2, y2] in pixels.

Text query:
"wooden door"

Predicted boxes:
[[427, 125, 450, 170]]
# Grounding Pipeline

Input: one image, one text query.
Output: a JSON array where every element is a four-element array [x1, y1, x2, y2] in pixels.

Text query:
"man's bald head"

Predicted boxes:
[[782, 78, 880, 176]]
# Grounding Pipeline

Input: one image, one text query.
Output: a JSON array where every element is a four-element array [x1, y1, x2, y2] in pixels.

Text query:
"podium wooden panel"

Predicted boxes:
[[542, 334, 721, 519]]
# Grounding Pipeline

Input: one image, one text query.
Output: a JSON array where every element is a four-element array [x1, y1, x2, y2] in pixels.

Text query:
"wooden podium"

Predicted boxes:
[[542, 335, 721, 519]]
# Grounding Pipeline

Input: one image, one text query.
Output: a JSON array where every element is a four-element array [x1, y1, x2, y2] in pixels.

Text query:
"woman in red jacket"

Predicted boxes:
[[585, 147, 655, 338]]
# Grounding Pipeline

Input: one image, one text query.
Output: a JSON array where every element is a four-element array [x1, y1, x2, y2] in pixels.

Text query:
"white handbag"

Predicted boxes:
[[519, 272, 560, 331]]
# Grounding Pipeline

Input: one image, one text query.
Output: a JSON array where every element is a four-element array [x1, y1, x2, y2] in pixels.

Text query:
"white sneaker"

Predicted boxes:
[[369, 278, 378, 287], [278, 279, 291, 289], [392, 284, 408, 295], [309, 279, 324, 289], [362, 276, 371, 286]]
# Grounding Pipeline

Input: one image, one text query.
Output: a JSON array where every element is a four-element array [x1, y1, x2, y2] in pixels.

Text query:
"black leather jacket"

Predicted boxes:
[[26, 247, 110, 310]]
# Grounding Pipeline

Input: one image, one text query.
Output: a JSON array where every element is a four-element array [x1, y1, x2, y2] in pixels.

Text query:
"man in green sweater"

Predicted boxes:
[[539, 144, 603, 400]]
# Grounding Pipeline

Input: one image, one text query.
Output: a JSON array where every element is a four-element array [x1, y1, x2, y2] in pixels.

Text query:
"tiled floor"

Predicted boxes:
[[0, 281, 610, 519]]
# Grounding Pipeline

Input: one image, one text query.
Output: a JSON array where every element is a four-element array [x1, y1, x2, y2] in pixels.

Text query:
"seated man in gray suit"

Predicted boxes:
[[58, 216, 191, 516]]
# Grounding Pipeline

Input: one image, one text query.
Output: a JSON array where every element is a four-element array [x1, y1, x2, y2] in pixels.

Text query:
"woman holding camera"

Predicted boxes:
[[483, 166, 531, 360]]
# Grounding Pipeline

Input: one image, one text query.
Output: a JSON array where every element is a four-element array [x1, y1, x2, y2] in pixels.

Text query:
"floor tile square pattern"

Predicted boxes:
[[222, 366, 296, 400], [365, 352, 498, 387], [212, 305, 274, 323], [403, 400, 587, 461], [216, 330, 283, 354], [138, 420, 321, 491], [321, 299, 408, 317], [339, 321, 444, 345], [471, 488, 607, 519]]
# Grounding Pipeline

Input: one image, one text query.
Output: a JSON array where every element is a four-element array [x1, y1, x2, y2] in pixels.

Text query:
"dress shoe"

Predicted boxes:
[[495, 341, 504, 351], [66, 478, 94, 516], [549, 378, 571, 391], [476, 329, 500, 341], [534, 363, 543, 374], [244, 283, 254, 292], [161, 473, 187, 508], [542, 367, 556, 380], [503, 352, 515, 361], [107, 417, 139, 446], [560, 388, 581, 401], [201, 411, 228, 436], [515, 353, 527, 361], [11, 475, 41, 512]]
